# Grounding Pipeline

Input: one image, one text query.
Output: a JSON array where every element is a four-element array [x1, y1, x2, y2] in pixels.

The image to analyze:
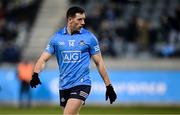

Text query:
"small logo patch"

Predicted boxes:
[[58, 41, 65, 45], [79, 40, 85, 45], [94, 45, 100, 52], [70, 92, 77, 95], [61, 97, 65, 102], [79, 91, 88, 98], [80, 78, 83, 82]]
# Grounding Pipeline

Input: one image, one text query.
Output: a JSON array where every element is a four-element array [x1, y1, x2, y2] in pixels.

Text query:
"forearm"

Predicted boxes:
[[33, 52, 51, 73], [96, 59, 111, 86], [33, 58, 46, 73]]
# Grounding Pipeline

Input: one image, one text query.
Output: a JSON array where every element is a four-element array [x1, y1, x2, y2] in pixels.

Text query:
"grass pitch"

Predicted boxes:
[[0, 105, 180, 114]]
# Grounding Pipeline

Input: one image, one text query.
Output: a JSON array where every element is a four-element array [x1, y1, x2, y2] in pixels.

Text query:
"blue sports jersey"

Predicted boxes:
[[45, 27, 100, 90]]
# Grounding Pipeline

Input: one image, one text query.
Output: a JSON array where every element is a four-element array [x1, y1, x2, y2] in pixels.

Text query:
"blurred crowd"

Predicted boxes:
[[70, 0, 180, 58], [0, 0, 180, 64], [0, 0, 43, 63]]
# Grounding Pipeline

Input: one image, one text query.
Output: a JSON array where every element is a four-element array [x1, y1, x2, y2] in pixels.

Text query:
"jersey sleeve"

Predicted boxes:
[[89, 33, 100, 55], [45, 34, 56, 55]]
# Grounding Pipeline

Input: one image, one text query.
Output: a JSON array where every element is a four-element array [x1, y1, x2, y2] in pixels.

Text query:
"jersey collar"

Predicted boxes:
[[63, 26, 83, 35]]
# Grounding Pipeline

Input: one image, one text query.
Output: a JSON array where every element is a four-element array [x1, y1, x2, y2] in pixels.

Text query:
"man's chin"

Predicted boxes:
[[74, 27, 82, 32], [78, 27, 83, 30]]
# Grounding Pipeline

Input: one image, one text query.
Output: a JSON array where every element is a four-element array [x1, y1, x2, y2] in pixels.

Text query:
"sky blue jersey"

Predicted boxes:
[[45, 27, 100, 90]]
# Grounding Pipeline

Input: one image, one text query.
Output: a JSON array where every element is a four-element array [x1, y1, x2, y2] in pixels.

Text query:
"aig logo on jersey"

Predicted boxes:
[[62, 51, 81, 63]]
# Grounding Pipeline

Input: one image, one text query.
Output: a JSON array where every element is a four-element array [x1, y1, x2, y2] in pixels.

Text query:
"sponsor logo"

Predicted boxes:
[[61, 51, 81, 63], [94, 45, 100, 52]]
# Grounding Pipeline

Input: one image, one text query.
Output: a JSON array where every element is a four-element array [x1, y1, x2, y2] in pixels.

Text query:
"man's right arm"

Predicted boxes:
[[30, 51, 52, 88], [33, 51, 52, 73]]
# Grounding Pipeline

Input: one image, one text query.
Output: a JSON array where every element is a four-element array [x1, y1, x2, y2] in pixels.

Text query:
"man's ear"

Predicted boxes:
[[68, 17, 72, 22]]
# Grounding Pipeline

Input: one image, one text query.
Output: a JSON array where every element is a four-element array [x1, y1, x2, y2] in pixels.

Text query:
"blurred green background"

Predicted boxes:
[[1, 105, 180, 114]]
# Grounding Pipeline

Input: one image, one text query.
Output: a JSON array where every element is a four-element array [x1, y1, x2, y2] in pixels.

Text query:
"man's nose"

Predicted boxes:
[[81, 20, 85, 25]]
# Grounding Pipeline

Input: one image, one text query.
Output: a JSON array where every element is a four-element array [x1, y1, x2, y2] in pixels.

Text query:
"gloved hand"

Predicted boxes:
[[30, 72, 41, 88], [106, 84, 117, 104]]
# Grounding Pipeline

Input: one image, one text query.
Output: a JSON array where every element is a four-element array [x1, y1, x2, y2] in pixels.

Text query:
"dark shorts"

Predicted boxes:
[[59, 85, 91, 107]]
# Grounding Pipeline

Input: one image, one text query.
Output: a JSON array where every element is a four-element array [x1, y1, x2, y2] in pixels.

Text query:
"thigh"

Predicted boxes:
[[63, 98, 83, 115]]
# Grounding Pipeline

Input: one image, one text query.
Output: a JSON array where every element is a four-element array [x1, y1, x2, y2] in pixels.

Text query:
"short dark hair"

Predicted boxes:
[[66, 6, 85, 19]]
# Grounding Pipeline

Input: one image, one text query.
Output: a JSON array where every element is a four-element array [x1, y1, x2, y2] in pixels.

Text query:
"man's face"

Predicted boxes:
[[68, 13, 85, 32]]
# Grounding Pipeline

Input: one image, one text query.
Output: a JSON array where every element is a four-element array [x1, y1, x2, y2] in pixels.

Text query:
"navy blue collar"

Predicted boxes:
[[63, 26, 83, 35]]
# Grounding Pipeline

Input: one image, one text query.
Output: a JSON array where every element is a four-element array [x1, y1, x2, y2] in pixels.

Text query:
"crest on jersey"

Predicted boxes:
[[79, 40, 85, 45]]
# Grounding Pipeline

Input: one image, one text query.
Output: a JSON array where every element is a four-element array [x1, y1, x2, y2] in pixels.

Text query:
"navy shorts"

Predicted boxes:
[[59, 85, 91, 107]]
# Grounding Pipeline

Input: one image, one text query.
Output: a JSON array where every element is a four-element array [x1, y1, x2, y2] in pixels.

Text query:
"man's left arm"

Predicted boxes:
[[92, 53, 111, 86], [92, 53, 117, 104]]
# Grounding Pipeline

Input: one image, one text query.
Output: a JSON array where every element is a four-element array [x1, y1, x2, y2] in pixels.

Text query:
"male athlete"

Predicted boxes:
[[30, 6, 117, 115]]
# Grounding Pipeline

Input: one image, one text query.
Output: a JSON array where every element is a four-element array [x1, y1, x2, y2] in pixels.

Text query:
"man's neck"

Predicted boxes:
[[67, 26, 72, 35], [67, 26, 80, 35]]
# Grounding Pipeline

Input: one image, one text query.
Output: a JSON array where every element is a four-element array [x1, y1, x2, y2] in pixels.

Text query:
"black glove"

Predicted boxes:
[[30, 72, 41, 88], [106, 84, 117, 104]]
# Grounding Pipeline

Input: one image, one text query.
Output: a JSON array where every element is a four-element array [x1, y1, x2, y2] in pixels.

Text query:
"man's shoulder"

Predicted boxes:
[[81, 28, 95, 36], [81, 28, 90, 33], [56, 27, 66, 35], [48, 28, 63, 42]]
